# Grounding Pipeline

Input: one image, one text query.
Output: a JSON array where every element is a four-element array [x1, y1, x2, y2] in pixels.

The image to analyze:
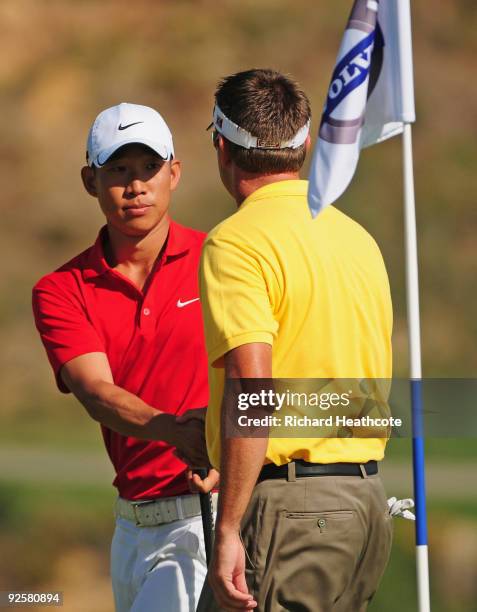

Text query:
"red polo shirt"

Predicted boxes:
[[32, 221, 209, 500]]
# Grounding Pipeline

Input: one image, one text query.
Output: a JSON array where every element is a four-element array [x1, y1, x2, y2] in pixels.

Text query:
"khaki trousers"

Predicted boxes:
[[198, 469, 393, 612]]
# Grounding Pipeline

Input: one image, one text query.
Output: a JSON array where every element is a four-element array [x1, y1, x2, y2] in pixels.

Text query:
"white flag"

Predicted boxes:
[[308, 0, 415, 217]]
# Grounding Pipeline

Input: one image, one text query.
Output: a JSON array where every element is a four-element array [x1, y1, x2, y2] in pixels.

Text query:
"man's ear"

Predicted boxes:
[[304, 134, 312, 154], [81, 166, 98, 197], [169, 159, 181, 192], [217, 135, 232, 166]]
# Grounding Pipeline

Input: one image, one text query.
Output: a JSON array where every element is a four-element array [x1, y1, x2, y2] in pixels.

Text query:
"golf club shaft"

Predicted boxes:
[[194, 468, 215, 565]]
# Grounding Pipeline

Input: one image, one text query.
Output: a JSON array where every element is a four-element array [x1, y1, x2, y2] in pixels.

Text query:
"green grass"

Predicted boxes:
[[1, 412, 104, 452], [0, 480, 114, 590], [385, 437, 477, 463], [427, 498, 477, 521], [372, 501, 477, 612], [0, 480, 114, 529]]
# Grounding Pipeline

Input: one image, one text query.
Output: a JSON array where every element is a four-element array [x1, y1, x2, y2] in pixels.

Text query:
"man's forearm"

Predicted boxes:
[[73, 379, 176, 442], [216, 343, 273, 531], [216, 436, 268, 533]]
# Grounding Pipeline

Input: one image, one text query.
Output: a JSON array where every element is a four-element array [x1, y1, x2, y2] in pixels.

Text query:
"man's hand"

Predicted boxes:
[[170, 407, 210, 467], [168, 416, 209, 467], [177, 407, 207, 424], [185, 468, 220, 493], [209, 528, 257, 611]]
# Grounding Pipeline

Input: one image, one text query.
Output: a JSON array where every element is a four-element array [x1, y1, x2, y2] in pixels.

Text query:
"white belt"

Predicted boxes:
[[115, 493, 218, 528]]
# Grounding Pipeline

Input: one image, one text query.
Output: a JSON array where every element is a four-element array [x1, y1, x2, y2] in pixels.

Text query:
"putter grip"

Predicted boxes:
[[194, 468, 215, 565]]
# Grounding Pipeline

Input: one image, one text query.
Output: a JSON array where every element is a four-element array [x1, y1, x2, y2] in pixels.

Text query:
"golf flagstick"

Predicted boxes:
[[403, 121, 430, 612], [194, 468, 215, 565], [398, 3, 430, 608], [307, 1, 431, 608]]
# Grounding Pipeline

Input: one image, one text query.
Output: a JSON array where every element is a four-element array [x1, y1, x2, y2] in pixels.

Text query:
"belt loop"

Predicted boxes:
[[287, 461, 296, 482], [132, 503, 142, 526], [359, 464, 369, 479], [175, 497, 184, 520]]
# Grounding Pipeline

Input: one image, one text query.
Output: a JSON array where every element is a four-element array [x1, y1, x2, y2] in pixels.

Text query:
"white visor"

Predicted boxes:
[[211, 104, 310, 150]]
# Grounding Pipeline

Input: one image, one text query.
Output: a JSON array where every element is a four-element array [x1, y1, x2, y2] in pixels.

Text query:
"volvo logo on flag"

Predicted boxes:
[[320, 0, 384, 146], [307, 0, 415, 217]]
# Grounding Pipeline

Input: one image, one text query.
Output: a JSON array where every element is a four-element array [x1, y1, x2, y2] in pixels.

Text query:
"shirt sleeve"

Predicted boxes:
[[32, 275, 106, 393], [199, 233, 278, 366]]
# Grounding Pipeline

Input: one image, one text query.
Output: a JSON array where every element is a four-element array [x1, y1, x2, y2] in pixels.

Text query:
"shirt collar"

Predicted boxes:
[[239, 179, 308, 211], [82, 226, 111, 280], [82, 220, 190, 280], [164, 220, 192, 258]]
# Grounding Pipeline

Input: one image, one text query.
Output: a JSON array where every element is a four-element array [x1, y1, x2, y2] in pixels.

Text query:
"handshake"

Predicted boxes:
[[169, 407, 219, 494]]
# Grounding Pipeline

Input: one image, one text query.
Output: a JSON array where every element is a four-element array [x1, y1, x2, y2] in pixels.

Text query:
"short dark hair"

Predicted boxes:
[[215, 68, 311, 174]]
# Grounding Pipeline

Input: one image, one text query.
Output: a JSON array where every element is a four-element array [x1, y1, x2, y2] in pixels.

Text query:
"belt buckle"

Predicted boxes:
[[132, 499, 157, 527]]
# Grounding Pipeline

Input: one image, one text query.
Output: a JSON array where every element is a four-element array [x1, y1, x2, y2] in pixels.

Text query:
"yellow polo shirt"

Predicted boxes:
[[200, 180, 392, 469]]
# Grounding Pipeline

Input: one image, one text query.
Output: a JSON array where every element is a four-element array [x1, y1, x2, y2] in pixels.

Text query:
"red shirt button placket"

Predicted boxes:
[[139, 303, 154, 332]]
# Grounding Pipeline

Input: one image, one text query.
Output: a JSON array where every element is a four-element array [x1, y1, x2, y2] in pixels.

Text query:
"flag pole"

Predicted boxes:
[[397, 0, 431, 607], [402, 122, 431, 612], [306, 0, 431, 606]]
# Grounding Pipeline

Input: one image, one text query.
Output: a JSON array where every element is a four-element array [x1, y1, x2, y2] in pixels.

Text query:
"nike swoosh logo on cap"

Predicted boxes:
[[177, 298, 200, 308], [118, 121, 144, 130]]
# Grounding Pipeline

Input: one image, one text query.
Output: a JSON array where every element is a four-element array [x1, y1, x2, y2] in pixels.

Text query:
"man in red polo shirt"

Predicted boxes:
[[32, 103, 215, 612]]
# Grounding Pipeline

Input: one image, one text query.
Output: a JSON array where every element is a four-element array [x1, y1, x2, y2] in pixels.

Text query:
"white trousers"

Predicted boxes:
[[111, 513, 207, 612]]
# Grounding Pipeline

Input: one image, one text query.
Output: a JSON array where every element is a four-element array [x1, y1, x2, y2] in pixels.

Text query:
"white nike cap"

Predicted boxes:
[[86, 102, 174, 167]]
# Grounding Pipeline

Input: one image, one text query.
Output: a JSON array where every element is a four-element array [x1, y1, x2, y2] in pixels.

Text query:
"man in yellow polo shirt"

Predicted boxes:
[[198, 69, 393, 612]]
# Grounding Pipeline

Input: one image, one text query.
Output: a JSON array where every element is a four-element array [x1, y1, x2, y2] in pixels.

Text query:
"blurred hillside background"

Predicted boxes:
[[0, 0, 476, 610]]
